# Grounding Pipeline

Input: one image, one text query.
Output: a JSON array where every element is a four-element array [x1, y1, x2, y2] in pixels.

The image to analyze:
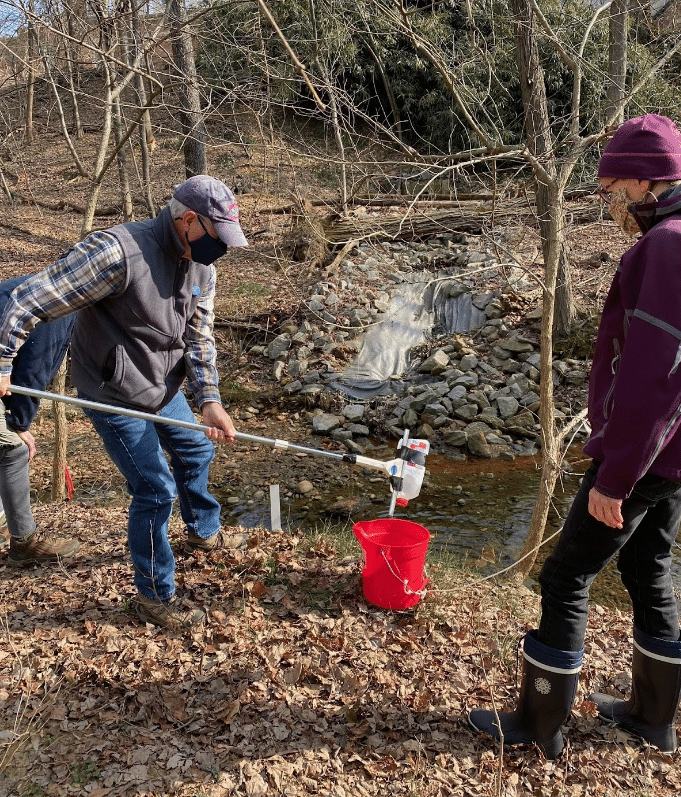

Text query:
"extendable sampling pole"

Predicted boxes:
[[7, 384, 399, 476]]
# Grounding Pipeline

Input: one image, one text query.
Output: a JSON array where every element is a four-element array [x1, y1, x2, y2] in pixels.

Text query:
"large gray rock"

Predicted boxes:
[[454, 404, 479, 421], [520, 391, 541, 407], [468, 431, 493, 458], [496, 395, 520, 419], [469, 390, 491, 409], [505, 410, 538, 437], [443, 428, 468, 447], [283, 379, 302, 394], [402, 408, 419, 428], [346, 423, 370, 437], [273, 361, 286, 381], [267, 334, 291, 360], [312, 413, 342, 434], [342, 404, 366, 422], [498, 335, 535, 353], [419, 349, 450, 374], [416, 422, 434, 438], [287, 358, 308, 379], [447, 385, 468, 402], [452, 373, 479, 389], [459, 353, 479, 372], [307, 298, 325, 313]]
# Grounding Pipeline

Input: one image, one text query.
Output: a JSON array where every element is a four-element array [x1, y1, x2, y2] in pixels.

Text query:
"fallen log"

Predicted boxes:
[[11, 189, 122, 217], [321, 201, 603, 245]]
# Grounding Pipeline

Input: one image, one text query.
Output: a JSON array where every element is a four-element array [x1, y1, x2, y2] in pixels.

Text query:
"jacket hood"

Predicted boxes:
[[630, 183, 681, 235]]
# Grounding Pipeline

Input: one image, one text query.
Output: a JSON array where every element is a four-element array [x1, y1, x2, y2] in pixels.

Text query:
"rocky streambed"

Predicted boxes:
[[242, 231, 591, 465]]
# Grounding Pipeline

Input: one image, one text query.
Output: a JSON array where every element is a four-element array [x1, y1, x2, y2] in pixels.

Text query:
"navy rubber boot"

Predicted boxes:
[[468, 630, 583, 759], [589, 627, 681, 753]]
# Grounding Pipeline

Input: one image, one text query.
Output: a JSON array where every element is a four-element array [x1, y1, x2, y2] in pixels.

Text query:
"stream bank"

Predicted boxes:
[[241, 231, 592, 465]]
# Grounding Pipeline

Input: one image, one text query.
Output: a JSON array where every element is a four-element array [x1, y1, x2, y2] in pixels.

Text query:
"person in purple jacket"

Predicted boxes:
[[469, 114, 681, 758]]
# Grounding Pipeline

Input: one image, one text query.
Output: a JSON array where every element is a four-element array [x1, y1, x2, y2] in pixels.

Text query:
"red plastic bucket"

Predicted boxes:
[[353, 518, 430, 610]]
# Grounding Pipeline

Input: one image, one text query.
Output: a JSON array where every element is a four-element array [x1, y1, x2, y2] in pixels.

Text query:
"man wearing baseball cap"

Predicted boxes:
[[469, 115, 681, 757], [0, 175, 248, 629]]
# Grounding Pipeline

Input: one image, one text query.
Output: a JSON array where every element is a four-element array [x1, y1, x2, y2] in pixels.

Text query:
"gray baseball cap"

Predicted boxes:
[[172, 175, 248, 247]]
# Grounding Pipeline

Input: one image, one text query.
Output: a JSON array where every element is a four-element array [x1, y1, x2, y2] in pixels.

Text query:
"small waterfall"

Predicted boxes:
[[332, 277, 488, 399]]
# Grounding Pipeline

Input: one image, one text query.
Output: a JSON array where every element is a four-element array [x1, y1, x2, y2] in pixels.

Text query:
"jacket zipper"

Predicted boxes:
[[602, 338, 620, 420]]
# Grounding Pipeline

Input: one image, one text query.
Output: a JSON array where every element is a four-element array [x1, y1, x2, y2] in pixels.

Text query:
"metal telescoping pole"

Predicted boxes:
[[7, 384, 392, 472]]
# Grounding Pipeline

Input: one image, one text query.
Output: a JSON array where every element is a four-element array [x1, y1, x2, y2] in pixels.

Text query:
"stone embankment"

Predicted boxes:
[[249, 234, 590, 462]]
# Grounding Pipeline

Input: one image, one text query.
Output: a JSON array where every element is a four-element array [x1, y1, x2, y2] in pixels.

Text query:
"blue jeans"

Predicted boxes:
[[81, 391, 221, 600], [539, 461, 681, 651], [0, 443, 36, 539], [0, 408, 35, 539]]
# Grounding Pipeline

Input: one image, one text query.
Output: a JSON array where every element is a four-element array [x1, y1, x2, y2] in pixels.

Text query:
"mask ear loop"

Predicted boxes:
[[643, 181, 658, 204]]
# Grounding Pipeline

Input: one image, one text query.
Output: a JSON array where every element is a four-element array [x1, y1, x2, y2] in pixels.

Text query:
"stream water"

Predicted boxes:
[[227, 447, 681, 611]]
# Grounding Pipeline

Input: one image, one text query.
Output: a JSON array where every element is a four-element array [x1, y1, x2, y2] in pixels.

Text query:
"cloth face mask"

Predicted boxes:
[[608, 188, 641, 237], [190, 232, 227, 265]]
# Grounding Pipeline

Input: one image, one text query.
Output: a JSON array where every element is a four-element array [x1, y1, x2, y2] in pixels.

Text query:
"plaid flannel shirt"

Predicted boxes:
[[0, 230, 221, 407]]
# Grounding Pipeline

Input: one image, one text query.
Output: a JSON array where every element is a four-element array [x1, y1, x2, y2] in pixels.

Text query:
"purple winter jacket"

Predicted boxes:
[[583, 184, 681, 499]]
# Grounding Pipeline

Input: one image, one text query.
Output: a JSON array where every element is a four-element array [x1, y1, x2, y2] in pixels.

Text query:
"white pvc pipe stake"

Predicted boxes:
[[269, 484, 282, 531]]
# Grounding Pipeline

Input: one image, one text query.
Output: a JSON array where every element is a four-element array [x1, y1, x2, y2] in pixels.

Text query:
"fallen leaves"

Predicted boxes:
[[0, 501, 680, 796]]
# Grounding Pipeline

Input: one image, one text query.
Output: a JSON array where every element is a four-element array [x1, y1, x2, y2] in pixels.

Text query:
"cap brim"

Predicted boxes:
[[213, 219, 249, 248]]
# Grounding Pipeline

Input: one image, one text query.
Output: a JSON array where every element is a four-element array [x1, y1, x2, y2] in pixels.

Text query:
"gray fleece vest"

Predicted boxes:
[[71, 208, 212, 412]]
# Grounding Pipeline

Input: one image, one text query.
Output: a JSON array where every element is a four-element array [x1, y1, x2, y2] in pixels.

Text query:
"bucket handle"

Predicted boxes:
[[380, 549, 428, 598]]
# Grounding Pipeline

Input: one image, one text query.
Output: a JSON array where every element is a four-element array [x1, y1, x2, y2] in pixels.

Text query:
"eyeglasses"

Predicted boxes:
[[595, 178, 619, 203], [197, 215, 217, 239], [197, 215, 227, 253]]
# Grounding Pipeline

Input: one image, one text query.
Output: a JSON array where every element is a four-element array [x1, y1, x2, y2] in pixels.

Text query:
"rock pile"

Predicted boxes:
[[248, 234, 590, 462]]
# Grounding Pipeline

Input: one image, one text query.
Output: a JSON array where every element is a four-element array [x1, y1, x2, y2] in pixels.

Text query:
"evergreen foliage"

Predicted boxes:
[[195, 0, 681, 158]]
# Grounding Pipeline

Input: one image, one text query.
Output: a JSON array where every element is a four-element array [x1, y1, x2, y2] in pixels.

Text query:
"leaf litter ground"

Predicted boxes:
[[1, 496, 681, 796]]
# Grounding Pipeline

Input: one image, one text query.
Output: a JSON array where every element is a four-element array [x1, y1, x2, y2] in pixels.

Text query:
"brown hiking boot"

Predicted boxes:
[[133, 593, 206, 630], [8, 530, 80, 566], [185, 528, 248, 553]]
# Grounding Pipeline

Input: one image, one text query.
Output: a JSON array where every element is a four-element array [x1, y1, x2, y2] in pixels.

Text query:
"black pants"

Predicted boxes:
[[538, 461, 681, 652]]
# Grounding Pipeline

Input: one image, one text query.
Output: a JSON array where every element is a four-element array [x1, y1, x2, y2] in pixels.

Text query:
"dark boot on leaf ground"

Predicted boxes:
[[133, 592, 206, 630], [468, 630, 583, 760], [589, 626, 681, 753], [8, 530, 80, 566], [185, 528, 249, 553]]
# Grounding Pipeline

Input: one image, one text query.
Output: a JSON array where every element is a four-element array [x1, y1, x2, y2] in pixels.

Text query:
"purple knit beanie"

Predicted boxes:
[[597, 114, 681, 180]]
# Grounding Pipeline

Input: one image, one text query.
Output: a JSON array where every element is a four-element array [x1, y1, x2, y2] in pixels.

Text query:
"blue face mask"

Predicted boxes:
[[190, 232, 227, 265], [179, 215, 228, 264]]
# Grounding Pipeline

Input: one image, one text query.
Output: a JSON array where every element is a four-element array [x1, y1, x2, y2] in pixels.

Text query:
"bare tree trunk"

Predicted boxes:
[[510, 0, 563, 580], [113, 95, 134, 220], [25, 16, 38, 144], [309, 0, 347, 210], [313, 60, 348, 211], [81, 62, 114, 236], [168, 0, 207, 177], [65, 8, 83, 139], [553, 242, 575, 335], [131, 1, 156, 214], [41, 42, 87, 176], [51, 359, 68, 501], [606, 0, 628, 126], [515, 11, 575, 339], [112, 7, 134, 220]]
